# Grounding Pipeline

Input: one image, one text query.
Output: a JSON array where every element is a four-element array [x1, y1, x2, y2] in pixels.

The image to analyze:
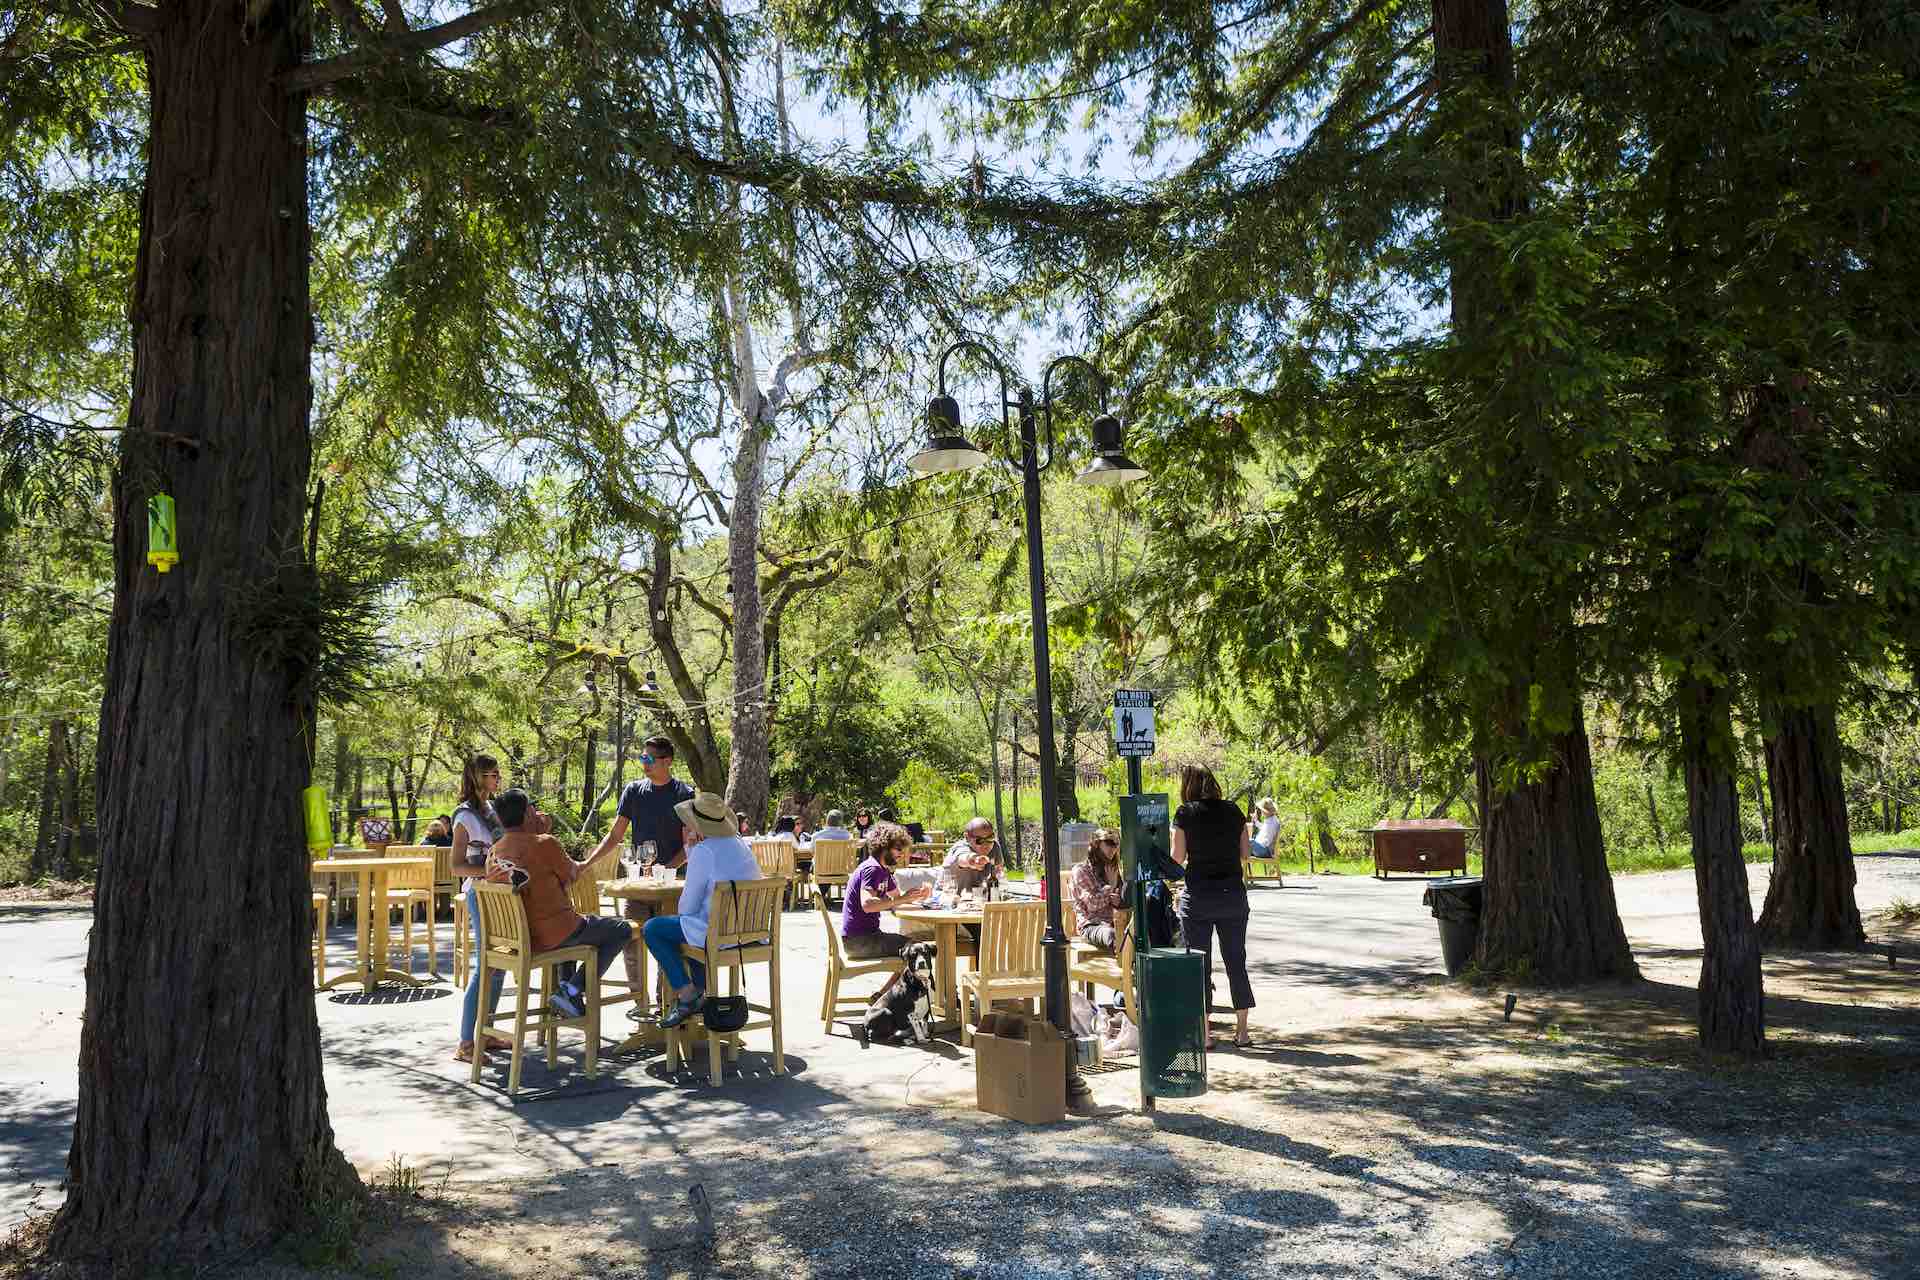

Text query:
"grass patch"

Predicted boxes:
[[1885, 897, 1920, 925], [282, 1154, 441, 1275]]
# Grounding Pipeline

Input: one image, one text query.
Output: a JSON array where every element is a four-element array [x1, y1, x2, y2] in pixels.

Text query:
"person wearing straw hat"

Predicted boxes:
[[641, 790, 762, 1028]]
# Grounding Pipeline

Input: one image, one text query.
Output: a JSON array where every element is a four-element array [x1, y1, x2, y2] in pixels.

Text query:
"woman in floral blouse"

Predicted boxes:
[[1070, 829, 1125, 952]]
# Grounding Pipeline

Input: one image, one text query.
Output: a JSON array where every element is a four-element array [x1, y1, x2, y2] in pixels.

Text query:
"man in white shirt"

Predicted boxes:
[[814, 810, 853, 842], [641, 791, 762, 1028]]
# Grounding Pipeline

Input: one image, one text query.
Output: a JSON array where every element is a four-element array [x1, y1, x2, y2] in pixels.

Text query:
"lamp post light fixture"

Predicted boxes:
[[909, 339, 1149, 1101]]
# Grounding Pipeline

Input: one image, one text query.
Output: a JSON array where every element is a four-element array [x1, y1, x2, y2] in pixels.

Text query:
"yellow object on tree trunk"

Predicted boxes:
[[146, 494, 178, 573], [303, 785, 331, 852]]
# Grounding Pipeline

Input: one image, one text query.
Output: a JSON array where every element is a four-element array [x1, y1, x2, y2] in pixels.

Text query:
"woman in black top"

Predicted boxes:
[[1171, 765, 1254, 1048]]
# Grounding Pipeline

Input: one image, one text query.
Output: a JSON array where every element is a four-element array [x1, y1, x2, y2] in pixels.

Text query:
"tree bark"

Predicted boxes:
[[721, 297, 774, 828], [580, 727, 599, 823], [330, 728, 350, 842], [51, 0, 355, 1258], [384, 760, 401, 826], [1679, 677, 1766, 1054], [1473, 699, 1637, 983], [1757, 702, 1863, 948], [1645, 775, 1668, 853], [30, 718, 67, 879]]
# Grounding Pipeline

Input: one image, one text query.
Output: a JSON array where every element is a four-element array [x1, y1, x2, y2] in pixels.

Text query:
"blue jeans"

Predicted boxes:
[[1249, 839, 1273, 860], [460, 881, 504, 1042], [642, 915, 706, 993]]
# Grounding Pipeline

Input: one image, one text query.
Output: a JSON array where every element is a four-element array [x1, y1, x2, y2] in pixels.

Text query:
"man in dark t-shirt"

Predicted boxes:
[[585, 734, 695, 996]]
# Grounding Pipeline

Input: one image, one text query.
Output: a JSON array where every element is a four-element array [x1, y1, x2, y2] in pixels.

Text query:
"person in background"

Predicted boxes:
[[1171, 765, 1254, 1049], [1250, 798, 1282, 861], [642, 791, 765, 1028], [736, 812, 751, 836], [853, 808, 875, 839], [452, 755, 505, 1063], [587, 734, 696, 997], [903, 819, 926, 843], [942, 816, 1002, 895], [422, 816, 454, 848], [840, 823, 929, 959], [815, 809, 853, 842], [774, 814, 799, 838], [1070, 829, 1126, 953]]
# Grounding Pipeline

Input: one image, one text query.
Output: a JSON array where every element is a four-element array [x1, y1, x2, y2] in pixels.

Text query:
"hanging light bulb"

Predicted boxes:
[[643, 670, 660, 693]]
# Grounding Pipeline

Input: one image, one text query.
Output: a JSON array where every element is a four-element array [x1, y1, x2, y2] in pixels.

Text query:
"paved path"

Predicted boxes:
[[3, 854, 1916, 1230]]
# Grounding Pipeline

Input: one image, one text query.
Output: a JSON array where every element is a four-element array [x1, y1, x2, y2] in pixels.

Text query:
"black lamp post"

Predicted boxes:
[[909, 340, 1148, 1098]]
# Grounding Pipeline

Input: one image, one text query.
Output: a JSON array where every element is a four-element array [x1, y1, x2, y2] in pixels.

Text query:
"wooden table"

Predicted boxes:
[[892, 907, 984, 1031], [602, 880, 682, 1053], [310, 857, 435, 991]]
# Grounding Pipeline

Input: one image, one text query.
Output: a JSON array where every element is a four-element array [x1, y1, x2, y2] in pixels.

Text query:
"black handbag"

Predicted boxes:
[[698, 880, 751, 1032]]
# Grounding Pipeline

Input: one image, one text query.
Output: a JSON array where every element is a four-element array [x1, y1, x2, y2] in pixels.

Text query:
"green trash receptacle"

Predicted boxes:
[[1137, 946, 1208, 1101]]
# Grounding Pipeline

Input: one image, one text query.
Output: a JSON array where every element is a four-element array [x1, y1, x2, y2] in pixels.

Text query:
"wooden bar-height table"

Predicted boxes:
[[602, 879, 683, 1053], [892, 906, 984, 1033], [309, 856, 436, 991]]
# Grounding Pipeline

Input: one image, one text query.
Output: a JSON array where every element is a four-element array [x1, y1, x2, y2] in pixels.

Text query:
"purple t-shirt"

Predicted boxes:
[[841, 857, 897, 938]]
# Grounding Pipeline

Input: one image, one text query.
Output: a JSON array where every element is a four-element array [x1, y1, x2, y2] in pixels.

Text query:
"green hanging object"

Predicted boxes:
[[146, 493, 178, 573], [303, 784, 331, 852]]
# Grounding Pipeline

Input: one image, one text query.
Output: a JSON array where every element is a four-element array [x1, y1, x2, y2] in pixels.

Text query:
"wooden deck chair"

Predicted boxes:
[[311, 891, 329, 987], [815, 890, 903, 1034], [469, 882, 601, 1097], [957, 901, 1046, 1044], [810, 838, 858, 905], [667, 877, 785, 1086]]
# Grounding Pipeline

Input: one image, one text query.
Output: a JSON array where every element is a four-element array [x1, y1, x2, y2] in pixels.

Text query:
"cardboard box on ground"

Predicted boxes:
[[974, 1010, 1067, 1124]]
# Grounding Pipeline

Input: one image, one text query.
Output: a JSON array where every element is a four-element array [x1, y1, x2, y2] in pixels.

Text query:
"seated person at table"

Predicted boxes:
[[1071, 829, 1125, 952], [815, 810, 853, 842], [903, 819, 926, 843], [422, 816, 454, 847], [942, 817, 1002, 895], [840, 824, 931, 959], [484, 789, 633, 1019], [774, 813, 799, 838], [643, 791, 765, 1029], [853, 808, 875, 839], [736, 811, 751, 836]]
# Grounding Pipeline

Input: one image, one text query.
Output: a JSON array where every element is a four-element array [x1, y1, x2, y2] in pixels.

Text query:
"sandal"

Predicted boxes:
[[454, 1042, 484, 1063], [1234, 1034, 1253, 1049], [482, 1030, 513, 1049]]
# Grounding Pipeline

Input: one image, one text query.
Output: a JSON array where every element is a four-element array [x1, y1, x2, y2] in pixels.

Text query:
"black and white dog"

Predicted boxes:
[[860, 941, 938, 1047]]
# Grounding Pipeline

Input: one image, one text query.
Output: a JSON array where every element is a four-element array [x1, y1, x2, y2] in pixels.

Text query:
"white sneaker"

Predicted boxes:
[[551, 986, 585, 1018]]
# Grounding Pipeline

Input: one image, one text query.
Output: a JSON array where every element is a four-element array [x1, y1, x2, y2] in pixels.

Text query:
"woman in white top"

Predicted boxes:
[[1250, 798, 1282, 860], [453, 754, 505, 1062], [642, 790, 764, 1028]]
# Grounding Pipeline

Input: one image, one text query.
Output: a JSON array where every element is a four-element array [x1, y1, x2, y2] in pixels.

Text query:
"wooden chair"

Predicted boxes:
[[924, 829, 948, 848], [469, 882, 601, 1097], [810, 838, 858, 905], [382, 859, 438, 976], [666, 877, 785, 1087], [566, 847, 623, 916], [815, 891, 903, 1034], [1070, 916, 1138, 1028], [753, 839, 797, 908], [958, 901, 1046, 1044], [311, 891, 329, 987]]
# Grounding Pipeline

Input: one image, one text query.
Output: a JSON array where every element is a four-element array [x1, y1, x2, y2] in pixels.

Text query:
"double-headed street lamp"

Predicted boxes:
[[909, 340, 1148, 1097]]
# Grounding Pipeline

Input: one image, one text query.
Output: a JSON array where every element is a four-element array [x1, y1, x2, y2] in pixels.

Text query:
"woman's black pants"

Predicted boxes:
[[1184, 881, 1255, 1011]]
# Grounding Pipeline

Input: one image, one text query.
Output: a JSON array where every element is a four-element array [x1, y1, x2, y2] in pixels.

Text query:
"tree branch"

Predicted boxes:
[[284, 0, 541, 91]]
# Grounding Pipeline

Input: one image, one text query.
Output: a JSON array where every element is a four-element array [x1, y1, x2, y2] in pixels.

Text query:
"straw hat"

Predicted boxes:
[[675, 790, 737, 838]]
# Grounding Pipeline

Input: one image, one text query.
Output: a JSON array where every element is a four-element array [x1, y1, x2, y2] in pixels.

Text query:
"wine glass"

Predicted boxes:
[[637, 839, 658, 875]]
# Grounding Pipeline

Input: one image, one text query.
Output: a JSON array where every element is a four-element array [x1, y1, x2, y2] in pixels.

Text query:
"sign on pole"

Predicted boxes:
[[1113, 689, 1155, 758]]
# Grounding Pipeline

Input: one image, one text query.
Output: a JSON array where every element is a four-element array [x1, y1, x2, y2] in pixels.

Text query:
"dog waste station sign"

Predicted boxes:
[[1113, 689, 1154, 757]]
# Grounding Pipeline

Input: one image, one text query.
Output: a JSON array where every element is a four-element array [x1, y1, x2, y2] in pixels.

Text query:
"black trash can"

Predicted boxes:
[[1422, 877, 1484, 976]]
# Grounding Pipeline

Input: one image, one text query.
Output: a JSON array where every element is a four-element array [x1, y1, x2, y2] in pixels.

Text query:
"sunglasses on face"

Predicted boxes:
[[970, 834, 995, 846]]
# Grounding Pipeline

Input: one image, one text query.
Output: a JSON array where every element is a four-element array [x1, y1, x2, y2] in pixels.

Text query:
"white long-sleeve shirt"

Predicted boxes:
[[678, 834, 763, 949]]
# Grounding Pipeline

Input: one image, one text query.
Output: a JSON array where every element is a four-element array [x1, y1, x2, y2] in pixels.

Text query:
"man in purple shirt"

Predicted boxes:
[[840, 824, 930, 959]]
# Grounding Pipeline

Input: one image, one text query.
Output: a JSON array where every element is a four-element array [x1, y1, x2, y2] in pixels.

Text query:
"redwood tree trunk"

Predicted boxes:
[[51, 1, 354, 1259], [1473, 701, 1637, 982], [1757, 702, 1863, 948], [30, 718, 67, 878], [1680, 677, 1765, 1054]]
